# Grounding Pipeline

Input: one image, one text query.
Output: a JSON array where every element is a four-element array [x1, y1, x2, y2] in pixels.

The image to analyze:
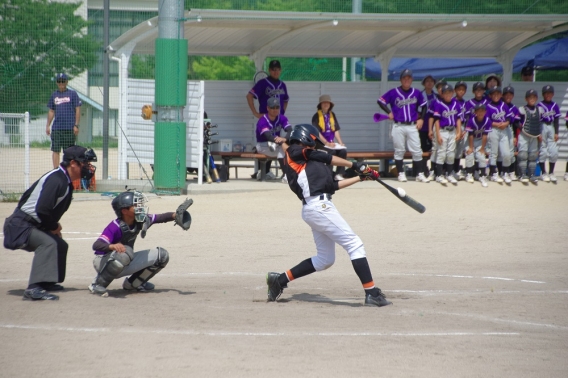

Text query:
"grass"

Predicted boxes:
[[30, 136, 118, 149]]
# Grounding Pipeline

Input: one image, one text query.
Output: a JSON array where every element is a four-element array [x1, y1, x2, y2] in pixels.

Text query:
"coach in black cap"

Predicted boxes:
[[3, 145, 97, 300]]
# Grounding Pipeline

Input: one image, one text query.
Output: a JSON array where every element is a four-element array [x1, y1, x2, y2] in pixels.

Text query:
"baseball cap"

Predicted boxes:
[[474, 103, 486, 111], [56, 73, 68, 81], [525, 89, 538, 98], [441, 84, 454, 93], [521, 66, 534, 76], [472, 82, 485, 92], [454, 81, 467, 90], [503, 86, 515, 95], [267, 97, 280, 108], [63, 145, 97, 163], [542, 85, 554, 94], [435, 79, 447, 88], [488, 86, 502, 94], [268, 60, 281, 70], [421, 75, 435, 85], [399, 69, 413, 79]]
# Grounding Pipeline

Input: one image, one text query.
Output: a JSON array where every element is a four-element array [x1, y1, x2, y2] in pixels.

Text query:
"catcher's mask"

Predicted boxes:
[[112, 191, 148, 222], [289, 124, 321, 147]]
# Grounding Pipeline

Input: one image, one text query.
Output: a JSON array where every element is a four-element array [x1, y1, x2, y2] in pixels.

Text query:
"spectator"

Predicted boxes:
[[521, 66, 534, 82], [46, 73, 81, 169]]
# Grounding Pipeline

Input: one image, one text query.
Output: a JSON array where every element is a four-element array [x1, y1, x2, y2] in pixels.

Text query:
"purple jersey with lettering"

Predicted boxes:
[[455, 98, 466, 123], [432, 98, 461, 128], [249, 78, 289, 115], [485, 100, 511, 124], [255, 114, 291, 142], [538, 101, 560, 124], [420, 91, 436, 132], [47, 89, 81, 130], [506, 102, 520, 124], [94, 214, 160, 255], [465, 114, 492, 139], [464, 98, 488, 122], [378, 87, 426, 123]]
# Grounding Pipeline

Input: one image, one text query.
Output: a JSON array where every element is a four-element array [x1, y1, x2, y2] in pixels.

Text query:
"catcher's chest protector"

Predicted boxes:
[[119, 220, 142, 248], [522, 106, 541, 136]]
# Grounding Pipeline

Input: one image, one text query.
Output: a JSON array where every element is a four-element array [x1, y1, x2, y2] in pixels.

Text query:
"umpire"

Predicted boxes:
[[3, 145, 97, 300]]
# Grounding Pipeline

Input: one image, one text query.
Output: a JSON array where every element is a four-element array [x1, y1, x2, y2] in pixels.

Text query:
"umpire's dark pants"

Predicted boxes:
[[23, 228, 68, 286]]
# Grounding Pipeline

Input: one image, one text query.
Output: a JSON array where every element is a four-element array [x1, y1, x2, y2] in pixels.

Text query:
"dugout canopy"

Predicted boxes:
[[109, 9, 568, 86]]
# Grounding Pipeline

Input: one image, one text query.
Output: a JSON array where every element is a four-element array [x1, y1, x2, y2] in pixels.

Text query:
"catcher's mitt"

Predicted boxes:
[[175, 198, 193, 231], [141, 104, 153, 120]]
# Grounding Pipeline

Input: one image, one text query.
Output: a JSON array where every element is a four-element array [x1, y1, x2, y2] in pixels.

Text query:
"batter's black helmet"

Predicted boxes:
[[289, 124, 320, 147], [111, 191, 148, 222]]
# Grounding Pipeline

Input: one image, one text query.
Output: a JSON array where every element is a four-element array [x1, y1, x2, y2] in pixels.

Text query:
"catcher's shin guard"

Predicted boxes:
[[95, 248, 134, 288], [127, 247, 169, 288]]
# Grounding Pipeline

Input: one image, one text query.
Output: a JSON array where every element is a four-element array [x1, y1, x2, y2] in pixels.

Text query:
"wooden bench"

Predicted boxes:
[[211, 151, 431, 180]]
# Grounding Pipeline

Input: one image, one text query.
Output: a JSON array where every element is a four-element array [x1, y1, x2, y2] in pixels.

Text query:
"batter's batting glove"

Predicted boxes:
[[359, 166, 379, 181], [174, 198, 193, 231], [351, 161, 368, 174]]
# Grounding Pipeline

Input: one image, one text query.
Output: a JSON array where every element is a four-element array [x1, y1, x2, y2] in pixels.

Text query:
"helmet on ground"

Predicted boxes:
[[289, 124, 320, 147], [111, 191, 148, 222]]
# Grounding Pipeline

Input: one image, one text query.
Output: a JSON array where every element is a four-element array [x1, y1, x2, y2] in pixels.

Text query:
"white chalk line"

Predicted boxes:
[[390, 272, 545, 284], [0, 324, 519, 337]]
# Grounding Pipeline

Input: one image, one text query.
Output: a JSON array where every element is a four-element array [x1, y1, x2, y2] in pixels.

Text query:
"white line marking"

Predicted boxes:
[[390, 273, 546, 284], [0, 324, 519, 337]]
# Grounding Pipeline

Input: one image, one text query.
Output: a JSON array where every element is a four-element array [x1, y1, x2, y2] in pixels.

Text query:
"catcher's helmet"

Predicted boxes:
[[289, 124, 320, 147], [111, 191, 148, 222]]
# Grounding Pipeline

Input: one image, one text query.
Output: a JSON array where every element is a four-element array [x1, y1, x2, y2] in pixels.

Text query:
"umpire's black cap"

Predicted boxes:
[[454, 81, 467, 90], [503, 86, 515, 95], [525, 89, 538, 98], [542, 85, 554, 94], [472, 82, 485, 92], [399, 69, 413, 79]]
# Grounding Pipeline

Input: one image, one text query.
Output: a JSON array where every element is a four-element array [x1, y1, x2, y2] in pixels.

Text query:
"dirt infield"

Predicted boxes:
[[1, 178, 567, 377]]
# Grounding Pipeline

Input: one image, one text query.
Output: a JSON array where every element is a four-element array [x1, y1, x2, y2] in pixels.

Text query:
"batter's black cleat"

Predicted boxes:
[[23, 287, 59, 301], [266, 272, 285, 301], [364, 290, 392, 307], [39, 283, 65, 291]]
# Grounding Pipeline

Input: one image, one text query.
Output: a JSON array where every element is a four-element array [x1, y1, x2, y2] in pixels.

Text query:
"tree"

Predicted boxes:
[[0, 0, 99, 115]]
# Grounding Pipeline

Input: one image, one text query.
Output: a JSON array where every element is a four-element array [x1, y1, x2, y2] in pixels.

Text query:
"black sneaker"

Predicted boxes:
[[364, 290, 392, 307], [39, 283, 65, 291], [266, 272, 285, 302], [23, 287, 59, 301]]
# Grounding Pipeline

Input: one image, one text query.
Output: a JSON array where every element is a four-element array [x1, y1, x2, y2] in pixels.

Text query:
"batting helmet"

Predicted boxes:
[[112, 191, 148, 222], [289, 124, 320, 147]]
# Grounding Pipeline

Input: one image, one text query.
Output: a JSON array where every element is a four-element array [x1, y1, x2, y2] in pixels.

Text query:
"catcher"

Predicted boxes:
[[88, 191, 192, 296]]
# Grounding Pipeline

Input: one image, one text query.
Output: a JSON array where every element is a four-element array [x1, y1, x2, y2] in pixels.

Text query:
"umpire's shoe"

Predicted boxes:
[[364, 290, 392, 307], [266, 272, 286, 301], [23, 287, 59, 301]]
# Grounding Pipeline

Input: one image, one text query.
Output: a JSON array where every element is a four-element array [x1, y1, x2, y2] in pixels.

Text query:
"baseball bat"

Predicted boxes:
[[374, 178, 426, 213]]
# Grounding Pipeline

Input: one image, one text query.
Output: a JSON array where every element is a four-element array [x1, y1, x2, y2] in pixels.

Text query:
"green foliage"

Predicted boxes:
[[189, 56, 255, 80], [131, 55, 156, 79], [0, 0, 100, 115]]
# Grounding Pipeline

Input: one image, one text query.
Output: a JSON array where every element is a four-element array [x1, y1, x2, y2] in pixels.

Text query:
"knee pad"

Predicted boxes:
[[127, 247, 169, 288], [528, 151, 538, 161], [517, 151, 528, 161], [95, 251, 132, 288], [156, 247, 169, 268]]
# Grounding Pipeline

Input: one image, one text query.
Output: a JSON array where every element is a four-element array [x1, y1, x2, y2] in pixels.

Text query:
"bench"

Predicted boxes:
[[211, 151, 431, 180]]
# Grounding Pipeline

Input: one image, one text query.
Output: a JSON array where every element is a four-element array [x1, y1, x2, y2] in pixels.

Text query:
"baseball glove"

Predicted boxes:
[[174, 198, 193, 231]]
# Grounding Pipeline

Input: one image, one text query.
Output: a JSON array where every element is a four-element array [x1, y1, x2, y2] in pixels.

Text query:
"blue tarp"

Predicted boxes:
[[356, 37, 568, 80]]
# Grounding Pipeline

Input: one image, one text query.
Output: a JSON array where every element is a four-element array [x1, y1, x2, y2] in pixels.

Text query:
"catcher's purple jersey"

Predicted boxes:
[[94, 216, 157, 255], [485, 100, 511, 124], [249, 78, 289, 114], [378, 87, 426, 123], [432, 98, 461, 128], [255, 114, 291, 142], [538, 101, 560, 123], [465, 115, 492, 139]]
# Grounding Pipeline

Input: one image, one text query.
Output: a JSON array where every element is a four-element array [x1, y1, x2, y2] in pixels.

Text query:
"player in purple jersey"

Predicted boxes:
[[254, 97, 292, 181], [452, 81, 468, 180], [485, 86, 513, 184], [464, 82, 489, 179], [377, 69, 430, 183], [564, 111, 568, 181], [88, 191, 184, 296], [427, 80, 447, 181], [537, 85, 561, 182], [502, 86, 520, 181], [247, 60, 289, 118], [431, 84, 462, 185], [420, 75, 436, 177], [46, 73, 81, 169], [464, 103, 492, 187]]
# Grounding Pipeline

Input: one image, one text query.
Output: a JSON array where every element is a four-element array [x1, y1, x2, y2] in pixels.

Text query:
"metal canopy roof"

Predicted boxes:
[[109, 9, 568, 84]]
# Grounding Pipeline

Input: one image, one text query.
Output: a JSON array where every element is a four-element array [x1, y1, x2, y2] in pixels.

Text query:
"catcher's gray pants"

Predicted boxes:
[[539, 124, 558, 163], [435, 128, 456, 165], [392, 123, 423, 161], [92, 247, 165, 282], [24, 228, 68, 286], [489, 127, 512, 167], [517, 132, 540, 176], [465, 138, 487, 169]]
